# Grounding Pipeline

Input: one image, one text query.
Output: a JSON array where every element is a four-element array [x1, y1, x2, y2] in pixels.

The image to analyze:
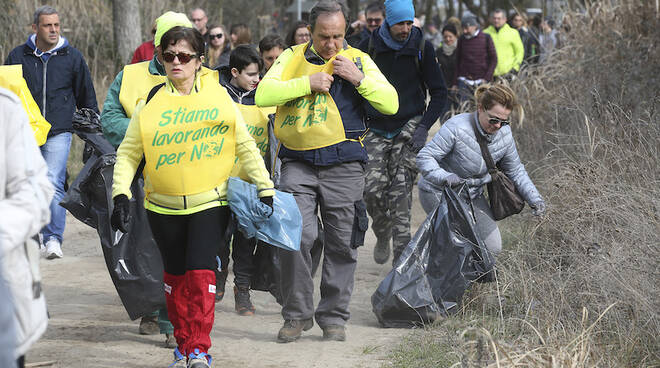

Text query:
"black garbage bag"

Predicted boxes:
[[371, 184, 495, 328], [250, 242, 283, 305], [61, 110, 165, 320]]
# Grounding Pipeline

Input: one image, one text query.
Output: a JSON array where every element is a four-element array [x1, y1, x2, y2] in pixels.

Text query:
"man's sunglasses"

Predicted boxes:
[[209, 33, 223, 40], [487, 114, 510, 126], [367, 18, 383, 24], [162, 52, 198, 64]]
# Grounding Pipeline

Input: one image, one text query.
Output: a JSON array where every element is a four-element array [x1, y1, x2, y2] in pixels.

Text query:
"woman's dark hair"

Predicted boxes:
[[160, 26, 205, 58], [285, 21, 310, 47], [441, 24, 457, 36]]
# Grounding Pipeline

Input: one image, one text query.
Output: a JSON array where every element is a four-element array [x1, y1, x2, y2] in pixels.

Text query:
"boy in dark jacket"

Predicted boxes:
[[217, 45, 275, 315]]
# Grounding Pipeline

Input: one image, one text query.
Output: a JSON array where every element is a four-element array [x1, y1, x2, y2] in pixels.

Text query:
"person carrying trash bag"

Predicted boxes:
[[100, 10, 211, 349], [216, 44, 277, 315], [416, 83, 546, 256], [111, 26, 274, 368]]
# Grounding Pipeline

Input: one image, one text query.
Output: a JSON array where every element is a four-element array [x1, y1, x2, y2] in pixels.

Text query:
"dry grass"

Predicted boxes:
[[391, 1, 659, 367]]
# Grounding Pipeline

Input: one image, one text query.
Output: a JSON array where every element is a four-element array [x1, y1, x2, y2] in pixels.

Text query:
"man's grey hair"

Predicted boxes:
[[309, 0, 349, 32], [190, 8, 207, 16], [491, 9, 507, 18], [33, 5, 58, 25]]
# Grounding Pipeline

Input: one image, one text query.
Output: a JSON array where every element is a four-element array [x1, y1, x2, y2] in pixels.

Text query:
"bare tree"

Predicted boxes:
[[112, 0, 142, 65]]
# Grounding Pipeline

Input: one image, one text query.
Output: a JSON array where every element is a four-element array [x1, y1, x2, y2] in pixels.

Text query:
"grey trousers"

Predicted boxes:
[[278, 160, 365, 327], [418, 187, 502, 255]]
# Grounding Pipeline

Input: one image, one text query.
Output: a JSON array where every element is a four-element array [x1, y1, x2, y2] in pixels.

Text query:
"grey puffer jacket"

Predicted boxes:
[[0, 87, 53, 358], [416, 112, 542, 205]]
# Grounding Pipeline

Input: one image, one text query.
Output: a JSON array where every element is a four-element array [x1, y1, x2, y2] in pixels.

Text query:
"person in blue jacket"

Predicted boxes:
[[5, 5, 98, 260]]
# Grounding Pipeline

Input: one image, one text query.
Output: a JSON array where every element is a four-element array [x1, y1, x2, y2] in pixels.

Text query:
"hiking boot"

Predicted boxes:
[[322, 324, 346, 341], [234, 286, 256, 316], [45, 238, 63, 259], [139, 314, 159, 335], [373, 237, 390, 264], [165, 333, 177, 349], [215, 269, 228, 303], [277, 318, 313, 343]]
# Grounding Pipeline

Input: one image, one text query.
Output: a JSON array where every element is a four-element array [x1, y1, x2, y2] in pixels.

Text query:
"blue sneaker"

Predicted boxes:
[[169, 348, 186, 368], [187, 349, 211, 368]]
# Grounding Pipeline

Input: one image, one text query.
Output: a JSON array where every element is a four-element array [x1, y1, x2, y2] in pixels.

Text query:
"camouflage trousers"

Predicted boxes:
[[363, 118, 420, 260]]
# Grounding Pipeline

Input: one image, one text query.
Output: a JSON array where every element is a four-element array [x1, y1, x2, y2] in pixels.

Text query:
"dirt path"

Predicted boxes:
[[27, 197, 428, 368]]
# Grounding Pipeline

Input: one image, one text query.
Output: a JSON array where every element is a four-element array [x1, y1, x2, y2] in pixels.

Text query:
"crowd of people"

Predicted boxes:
[[1, 0, 552, 367]]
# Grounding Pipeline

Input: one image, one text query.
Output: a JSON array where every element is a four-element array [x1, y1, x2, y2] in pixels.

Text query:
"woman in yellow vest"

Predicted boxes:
[[111, 26, 274, 368]]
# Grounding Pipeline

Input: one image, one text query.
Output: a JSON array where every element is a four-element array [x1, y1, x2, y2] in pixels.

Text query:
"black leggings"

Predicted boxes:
[[147, 206, 230, 275]]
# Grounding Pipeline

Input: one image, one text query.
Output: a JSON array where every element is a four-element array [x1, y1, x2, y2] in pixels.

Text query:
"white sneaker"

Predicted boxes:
[[45, 239, 63, 259]]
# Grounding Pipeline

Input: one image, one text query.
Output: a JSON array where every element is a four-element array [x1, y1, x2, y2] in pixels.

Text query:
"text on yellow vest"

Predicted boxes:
[[230, 104, 275, 181], [273, 43, 365, 151], [138, 81, 236, 196]]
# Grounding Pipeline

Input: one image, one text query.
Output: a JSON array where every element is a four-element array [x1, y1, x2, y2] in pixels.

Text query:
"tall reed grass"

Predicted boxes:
[[392, 1, 659, 367]]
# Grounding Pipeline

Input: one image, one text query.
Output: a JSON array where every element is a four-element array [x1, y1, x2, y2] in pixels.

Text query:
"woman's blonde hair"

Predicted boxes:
[[474, 83, 525, 125], [474, 83, 518, 110]]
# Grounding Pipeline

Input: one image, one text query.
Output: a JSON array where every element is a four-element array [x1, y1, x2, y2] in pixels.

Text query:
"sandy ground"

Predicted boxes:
[[26, 194, 428, 368]]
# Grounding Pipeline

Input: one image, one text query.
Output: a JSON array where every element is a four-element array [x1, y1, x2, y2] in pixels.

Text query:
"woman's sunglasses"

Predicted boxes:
[[486, 113, 510, 126], [162, 52, 198, 64], [209, 33, 223, 40]]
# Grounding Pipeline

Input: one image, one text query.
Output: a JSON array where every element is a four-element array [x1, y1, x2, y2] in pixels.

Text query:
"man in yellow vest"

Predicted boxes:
[[484, 9, 525, 79], [99, 11, 213, 348], [256, 0, 398, 343]]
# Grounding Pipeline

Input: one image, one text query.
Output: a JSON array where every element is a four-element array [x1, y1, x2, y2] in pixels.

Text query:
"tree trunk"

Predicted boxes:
[[112, 0, 142, 66], [347, 0, 359, 22]]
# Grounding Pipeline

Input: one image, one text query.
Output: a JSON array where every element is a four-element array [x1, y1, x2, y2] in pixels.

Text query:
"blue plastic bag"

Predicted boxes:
[[227, 177, 302, 251]]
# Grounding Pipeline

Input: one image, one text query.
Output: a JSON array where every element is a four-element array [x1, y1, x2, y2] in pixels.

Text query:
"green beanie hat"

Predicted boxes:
[[154, 11, 193, 47]]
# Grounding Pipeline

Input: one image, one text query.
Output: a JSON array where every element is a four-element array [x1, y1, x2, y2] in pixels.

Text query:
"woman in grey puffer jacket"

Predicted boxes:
[[416, 84, 546, 255]]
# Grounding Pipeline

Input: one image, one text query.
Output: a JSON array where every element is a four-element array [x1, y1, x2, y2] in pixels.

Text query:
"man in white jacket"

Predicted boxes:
[[0, 86, 53, 367]]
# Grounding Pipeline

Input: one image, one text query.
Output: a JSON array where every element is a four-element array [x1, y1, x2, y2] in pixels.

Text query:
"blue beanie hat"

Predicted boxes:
[[384, 0, 415, 26]]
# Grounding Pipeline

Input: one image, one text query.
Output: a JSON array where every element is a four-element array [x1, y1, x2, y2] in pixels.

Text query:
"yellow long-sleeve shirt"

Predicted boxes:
[[112, 76, 275, 215], [255, 45, 398, 115]]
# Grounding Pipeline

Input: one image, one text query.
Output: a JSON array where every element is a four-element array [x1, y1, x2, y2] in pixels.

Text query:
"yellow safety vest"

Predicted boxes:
[[229, 104, 275, 181], [119, 62, 220, 118], [118, 62, 166, 118], [273, 44, 364, 151], [138, 82, 237, 196], [0, 65, 51, 145]]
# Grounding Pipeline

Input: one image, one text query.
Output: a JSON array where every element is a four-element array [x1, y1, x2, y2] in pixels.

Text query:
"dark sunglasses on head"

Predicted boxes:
[[487, 115, 510, 126], [209, 33, 223, 40], [162, 52, 197, 64]]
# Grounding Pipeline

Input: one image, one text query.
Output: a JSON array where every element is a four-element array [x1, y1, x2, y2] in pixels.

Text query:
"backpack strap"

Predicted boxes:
[[415, 35, 425, 75], [145, 83, 165, 104], [367, 35, 375, 61]]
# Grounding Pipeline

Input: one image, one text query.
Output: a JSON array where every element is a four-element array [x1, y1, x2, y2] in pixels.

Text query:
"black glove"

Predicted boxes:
[[411, 126, 429, 153], [111, 194, 131, 233], [260, 196, 274, 209]]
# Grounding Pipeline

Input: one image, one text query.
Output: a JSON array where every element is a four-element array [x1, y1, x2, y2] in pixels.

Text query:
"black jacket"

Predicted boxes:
[[5, 37, 98, 137], [217, 66, 256, 105], [358, 26, 447, 132]]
